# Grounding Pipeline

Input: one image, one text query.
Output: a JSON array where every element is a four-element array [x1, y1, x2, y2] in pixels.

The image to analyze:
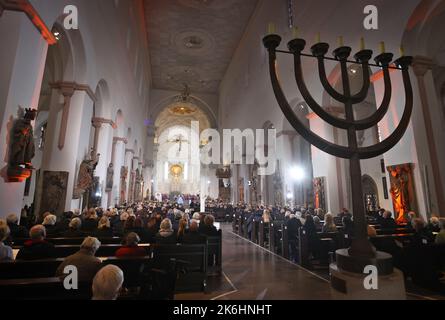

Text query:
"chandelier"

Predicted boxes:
[[169, 84, 197, 115]]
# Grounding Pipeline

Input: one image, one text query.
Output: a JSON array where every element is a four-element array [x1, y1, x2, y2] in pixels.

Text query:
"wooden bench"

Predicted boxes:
[[0, 277, 92, 300], [0, 258, 65, 280], [207, 230, 222, 275], [12, 237, 123, 246], [12, 244, 151, 258], [151, 243, 208, 293]]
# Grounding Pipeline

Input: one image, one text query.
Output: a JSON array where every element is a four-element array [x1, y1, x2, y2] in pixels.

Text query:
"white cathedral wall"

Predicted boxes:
[[374, 71, 428, 219], [0, 0, 151, 217], [0, 13, 48, 220], [219, 0, 421, 209]]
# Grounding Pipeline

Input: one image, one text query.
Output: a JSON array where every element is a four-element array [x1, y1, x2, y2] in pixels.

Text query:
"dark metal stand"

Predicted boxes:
[[263, 34, 413, 274]]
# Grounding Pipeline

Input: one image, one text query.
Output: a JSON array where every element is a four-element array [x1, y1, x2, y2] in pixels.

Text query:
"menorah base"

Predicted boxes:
[[335, 248, 393, 275], [329, 263, 406, 300]]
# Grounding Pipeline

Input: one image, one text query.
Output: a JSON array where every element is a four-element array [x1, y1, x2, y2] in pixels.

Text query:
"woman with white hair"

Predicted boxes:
[[94, 216, 114, 238], [0, 220, 13, 261], [62, 217, 84, 238], [6, 213, 28, 239], [428, 216, 441, 233], [56, 237, 102, 282], [435, 218, 445, 245], [155, 218, 177, 244], [42, 214, 59, 237], [322, 213, 337, 233], [82, 208, 99, 233], [92, 265, 124, 300]]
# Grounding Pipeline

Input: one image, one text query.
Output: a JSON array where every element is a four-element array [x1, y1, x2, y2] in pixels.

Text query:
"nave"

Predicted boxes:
[[177, 223, 332, 300], [177, 223, 445, 301]]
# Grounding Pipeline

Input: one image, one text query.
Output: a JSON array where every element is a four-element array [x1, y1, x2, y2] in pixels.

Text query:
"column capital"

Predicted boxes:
[[113, 136, 128, 144], [92, 117, 117, 129], [125, 148, 135, 154], [306, 106, 344, 120], [412, 56, 435, 77], [50, 81, 97, 102]]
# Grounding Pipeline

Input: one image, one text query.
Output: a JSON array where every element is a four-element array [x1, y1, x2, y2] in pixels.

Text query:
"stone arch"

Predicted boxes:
[[115, 109, 124, 136], [94, 79, 111, 118], [362, 174, 379, 212]]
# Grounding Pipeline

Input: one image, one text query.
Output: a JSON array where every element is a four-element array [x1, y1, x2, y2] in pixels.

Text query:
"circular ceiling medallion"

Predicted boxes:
[[174, 29, 215, 56]]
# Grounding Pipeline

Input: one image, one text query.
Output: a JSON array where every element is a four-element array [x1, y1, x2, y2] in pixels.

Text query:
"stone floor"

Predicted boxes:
[[176, 224, 445, 300]]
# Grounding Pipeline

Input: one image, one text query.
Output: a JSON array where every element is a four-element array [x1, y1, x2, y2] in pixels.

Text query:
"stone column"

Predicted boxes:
[[412, 57, 445, 216]]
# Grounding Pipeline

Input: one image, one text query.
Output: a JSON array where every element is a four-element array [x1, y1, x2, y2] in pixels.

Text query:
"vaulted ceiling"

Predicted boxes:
[[144, 0, 259, 94]]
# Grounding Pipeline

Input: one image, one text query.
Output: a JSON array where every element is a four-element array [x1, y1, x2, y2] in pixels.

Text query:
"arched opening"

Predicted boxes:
[[362, 174, 380, 213], [153, 98, 212, 198]]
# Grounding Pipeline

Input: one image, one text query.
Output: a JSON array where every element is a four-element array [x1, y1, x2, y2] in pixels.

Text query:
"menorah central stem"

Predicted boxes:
[[338, 57, 377, 258]]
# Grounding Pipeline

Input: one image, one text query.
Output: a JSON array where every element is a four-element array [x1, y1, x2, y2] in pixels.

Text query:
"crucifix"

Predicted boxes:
[[168, 134, 188, 153]]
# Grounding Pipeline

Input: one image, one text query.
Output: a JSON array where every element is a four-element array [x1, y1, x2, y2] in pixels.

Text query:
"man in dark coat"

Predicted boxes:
[[16, 225, 55, 260]]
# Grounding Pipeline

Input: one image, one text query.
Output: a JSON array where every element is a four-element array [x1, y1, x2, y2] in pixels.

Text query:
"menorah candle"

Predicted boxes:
[[399, 45, 405, 57], [338, 36, 344, 47], [360, 37, 365, 51], [267, 23, 277, 35], [379, 41, 385, 53], [292, 26, 299, 39]]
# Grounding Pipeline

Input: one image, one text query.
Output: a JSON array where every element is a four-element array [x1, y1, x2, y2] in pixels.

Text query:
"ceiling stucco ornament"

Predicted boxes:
[[174, 29, 215, 57]]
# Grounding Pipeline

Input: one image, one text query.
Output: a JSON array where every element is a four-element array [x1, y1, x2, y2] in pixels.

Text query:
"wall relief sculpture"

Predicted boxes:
[[40, 171, 68, 216]]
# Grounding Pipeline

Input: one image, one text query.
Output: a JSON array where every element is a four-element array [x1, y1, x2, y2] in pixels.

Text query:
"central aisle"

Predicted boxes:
[[218, 224, 332, 300]]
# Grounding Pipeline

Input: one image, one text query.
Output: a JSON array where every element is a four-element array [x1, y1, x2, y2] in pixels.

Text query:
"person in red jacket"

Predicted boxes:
[[115, 232, 147, 257]]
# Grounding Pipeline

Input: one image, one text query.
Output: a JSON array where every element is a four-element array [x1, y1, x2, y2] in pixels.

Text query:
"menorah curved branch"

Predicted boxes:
[[315, 54, 371, 105], [263, 33, 414, 264], [357, 66, 413, 159], [269, 49, 355, 158]]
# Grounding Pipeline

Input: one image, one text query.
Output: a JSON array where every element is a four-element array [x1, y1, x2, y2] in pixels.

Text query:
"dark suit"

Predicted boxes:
[[16, 240, 56, 260]]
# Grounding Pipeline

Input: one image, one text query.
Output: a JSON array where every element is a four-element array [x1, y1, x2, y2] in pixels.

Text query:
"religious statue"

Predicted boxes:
[[134, 168, 143, 202], [313, 177, 326, 211], [106, 163, 114, 192], [119, 166, 128, 204], [273, 160, 283, 206], [7, 108, 37, 182], [73, 151, 99, 199], [238, 178, 245, 203], [387, 164, 416, 224]]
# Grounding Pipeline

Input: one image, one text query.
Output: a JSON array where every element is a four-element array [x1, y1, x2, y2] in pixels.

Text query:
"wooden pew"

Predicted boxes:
[[269, 221, 284, 253], [207, 230, 222, 275], [0, 277, 92, 300], [151, 243, 208, 293], [12, 244, 151, 259], [259, 221, 265, 247], [12, 237, 123, 246], [0, 258, 64, 280], [251, 220, 259, 243], [281, 224, 289, 259]]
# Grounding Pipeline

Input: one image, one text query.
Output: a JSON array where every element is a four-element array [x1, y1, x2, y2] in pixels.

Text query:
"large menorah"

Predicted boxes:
[[263, 34, 413, 272]]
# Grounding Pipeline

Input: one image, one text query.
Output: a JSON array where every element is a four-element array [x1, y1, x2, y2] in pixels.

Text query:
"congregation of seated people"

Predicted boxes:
[[0, 201, 222, 299]]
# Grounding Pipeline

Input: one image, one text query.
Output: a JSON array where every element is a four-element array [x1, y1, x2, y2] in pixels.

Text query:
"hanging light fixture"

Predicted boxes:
[[169, 84, 197, 115]]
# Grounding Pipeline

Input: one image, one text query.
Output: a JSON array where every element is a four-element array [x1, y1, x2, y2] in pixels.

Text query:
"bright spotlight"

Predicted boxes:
[[290, 166, 305, 181], [286, 192, 293, 199]]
